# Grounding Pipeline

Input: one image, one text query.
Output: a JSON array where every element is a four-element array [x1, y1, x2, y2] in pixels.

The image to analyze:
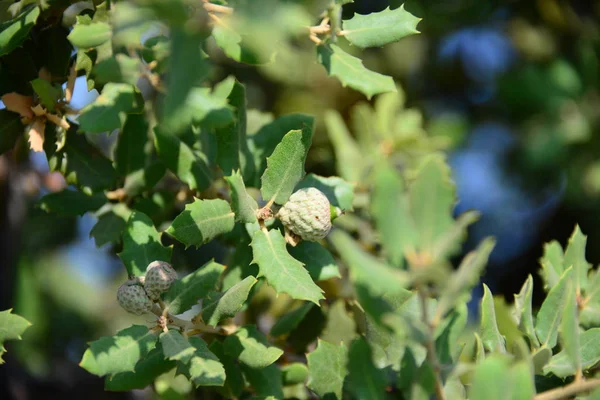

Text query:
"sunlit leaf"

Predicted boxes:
[[224, 325, 283, 368], [0, 309, 31, 363], [307, 340, 348, 400]]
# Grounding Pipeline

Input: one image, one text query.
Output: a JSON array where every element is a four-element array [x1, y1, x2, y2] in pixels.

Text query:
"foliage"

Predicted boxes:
[[2, 1, 600, 399]]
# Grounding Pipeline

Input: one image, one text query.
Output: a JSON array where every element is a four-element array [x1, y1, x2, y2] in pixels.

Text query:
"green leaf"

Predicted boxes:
[[431, 210, 480, 260], [75, 49, 95, 90], [322, 300, 357, 346], [38, 190, 106, 216], [512, 275, 539, 347], [347, 338, 386, 400], [111, 2, 154, 47], [154, 128, 212, 191], [212, 19, 260, 65], [288, 241, 341, 282], [79, 325, 158, 377], [250, 229, 324, 305], [225, 171, 258, 224], [105, 345, 176, 391], [224, 325, 283, 368], [123, 162, 166, 198], [201, 276, 257, 326], [371, 160, 416, 267], [540, 240, 564, 290], [560, 277, 580, 374], [468, 355, 511, 400], [282, 363, 308, 385], [90, 204, 132, 247], [216, 81, 255, 180], [409, 155, 456, 252], [209, 340, 244, 398], [162, 260, 224, 315], [0, 5, 39, 56], [307, 340, 348, 400], [118, 211, 172, 277], [48, 128, 118, 191], [536, 267, 573, 348], [342, 5, 420, 48], [324, 110, 364, 183], [260, 129, 313, 205], [317, 44, 396, 99], [510, 361, 536, 400], [0, 109, 23, 154], [436, 238, 495, 320], [479, 284, 506, 353], [0, 309, 31, 363], [166, 199, 235, 248], [30, 78, 60, 111], [78, 83, 140, 133], [160, 330, 196, 362], [94, 54, 142, 86], [295, 173, 355, 211], [563, 225, 589, 293], [241, 363, 284, 398], [544, 328, 600, 378], [249, 113, 314, 186], [180, 336, 226, 387], [270, 303, 313, 337], [68, 21, 112, 49]]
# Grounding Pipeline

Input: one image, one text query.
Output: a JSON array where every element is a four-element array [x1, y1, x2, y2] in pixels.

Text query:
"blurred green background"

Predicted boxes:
[[2, 0, 600, 398]]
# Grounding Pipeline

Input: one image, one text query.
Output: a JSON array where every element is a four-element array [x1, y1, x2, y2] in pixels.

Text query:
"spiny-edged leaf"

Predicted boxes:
[[202, 276, 257, 326], [536, 267, 573, 348], [105, 344, 175, 391], [431, 210, 480, 260], [324, 110, 364, 184], [543, 328, 600, 378], [342, 5, 420, 49], [512, 275, 539, 347], [224, 325, 283, 368], [68, 21, 111, 49], [47, 127, 118, 191], [216, 80, 255, 180], [250, 229, 324, 305], [468, 354, 511, 400], [225, 171, 258, 223], [270, 303, 313, 337], [479, 284, 506, 353], [436, 238, 495, 319], [0, 309, 31, 363], [118, 211, 172, 277], [90, 203, 132, 247], [563, 225, 589, 293], [0, 109, 23, 154], [288, 241, 341, 282], [179, 336, 225, 387], [260, 129, 313, 205], [436, 304, 468, 365], [160, 330, 195, 362], [540, 240, 565, 291], [167, 198, 235, 248], [38, 190, 106, 216], [222, 237, 257, 291], [209, 340, 244, 398], [371, 160, 416, 267], [409, 155, 456, 252], [317, 44, 395, 99], [75, 49, 95, 90], [154, 127, 212, 191], [560, 277, 580, 374], [249, 113, 314, 186], [241, 363, 284, 398], [78, 83, 140, 133], [347, 338, 387, 400], [114, 113, 148, 176], [163, 260, 224, 315], [322, 300, 357, 346], [0, 5, 39, 57], [307, 340, 348, 400], [30, 78, 60, 111], [295, 173, 354, 211], [79, 325, 158, 377], [94, 54, 142, 86]]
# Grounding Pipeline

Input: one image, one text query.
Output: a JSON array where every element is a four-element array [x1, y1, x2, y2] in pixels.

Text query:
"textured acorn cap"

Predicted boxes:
[[144, 261, 178, 301], [117, 280, 153, 315], [277, 187, 332, 243]]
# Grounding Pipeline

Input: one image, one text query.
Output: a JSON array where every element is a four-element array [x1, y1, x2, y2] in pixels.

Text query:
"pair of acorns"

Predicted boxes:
[[117, 261, 177, 315]]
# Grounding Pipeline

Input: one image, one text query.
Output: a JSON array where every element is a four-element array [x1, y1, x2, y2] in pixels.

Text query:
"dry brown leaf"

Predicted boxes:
[[31, 104, 46, 117], [2, 93, 34, 119], [46, 113, 71, 130], [28, 118, 46, 152], [65, 64, 77, 103]]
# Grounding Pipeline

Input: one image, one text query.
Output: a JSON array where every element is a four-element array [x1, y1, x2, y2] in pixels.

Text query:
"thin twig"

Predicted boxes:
[[533, 378, 600, 400], [203, 1, 233, 15], [418, 287, 447, 400]]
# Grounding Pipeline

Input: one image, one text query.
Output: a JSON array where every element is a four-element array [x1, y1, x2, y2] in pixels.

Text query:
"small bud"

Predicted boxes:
[[144, 261, 178, 301], [117, 280, 153, 315]]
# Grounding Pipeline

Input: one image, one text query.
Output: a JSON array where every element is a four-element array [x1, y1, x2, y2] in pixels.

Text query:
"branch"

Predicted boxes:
[[533, 378, 600, 400]]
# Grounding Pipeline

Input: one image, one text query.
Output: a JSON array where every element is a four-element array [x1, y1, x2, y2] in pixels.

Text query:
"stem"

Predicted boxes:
[[202, 1, 233, 15], [533, 378, 600, 400], [418, 287, 446, 400]]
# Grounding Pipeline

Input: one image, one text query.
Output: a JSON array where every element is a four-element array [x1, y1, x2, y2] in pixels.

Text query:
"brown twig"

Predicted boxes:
[[202, 1, 233, 15], [533, 378, 600, 400]]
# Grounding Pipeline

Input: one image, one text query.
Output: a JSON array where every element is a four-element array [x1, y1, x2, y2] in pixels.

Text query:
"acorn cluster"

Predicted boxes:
[[116, 261, 177, 315]]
